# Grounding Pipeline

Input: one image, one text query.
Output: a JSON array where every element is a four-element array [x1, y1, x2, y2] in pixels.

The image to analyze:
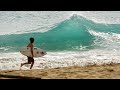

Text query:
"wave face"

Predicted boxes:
[[1, 15, 120, 52]]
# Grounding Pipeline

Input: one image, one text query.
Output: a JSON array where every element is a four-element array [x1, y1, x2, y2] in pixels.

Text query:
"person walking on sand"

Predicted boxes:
[[20, 37, 35, 69]]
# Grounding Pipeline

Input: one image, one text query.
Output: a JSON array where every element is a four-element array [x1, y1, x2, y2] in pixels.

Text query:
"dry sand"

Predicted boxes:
[[0, 63, 120, 79]]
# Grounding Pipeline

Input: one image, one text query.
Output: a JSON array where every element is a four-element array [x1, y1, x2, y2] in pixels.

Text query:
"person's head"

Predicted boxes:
[[30, 37, 34, 43]]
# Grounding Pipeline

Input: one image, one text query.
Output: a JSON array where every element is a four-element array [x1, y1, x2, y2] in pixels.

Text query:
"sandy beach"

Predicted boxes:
[[0, 63, 120, 79]]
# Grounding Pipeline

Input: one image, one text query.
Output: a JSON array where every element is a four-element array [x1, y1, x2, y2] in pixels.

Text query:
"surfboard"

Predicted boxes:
[[20, 47, 47, 57]]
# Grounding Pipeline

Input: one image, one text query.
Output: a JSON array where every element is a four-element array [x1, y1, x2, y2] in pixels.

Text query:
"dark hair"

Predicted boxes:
[[30, 37, 34, 43]]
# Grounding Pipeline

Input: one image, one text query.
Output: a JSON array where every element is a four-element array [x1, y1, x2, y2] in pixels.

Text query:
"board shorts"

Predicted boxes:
[[27, 57, 34, 63]]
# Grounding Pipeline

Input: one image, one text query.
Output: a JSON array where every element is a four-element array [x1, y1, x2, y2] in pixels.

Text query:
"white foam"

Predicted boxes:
[[0, 50, 120, 70], [89, 30, 120, 50]]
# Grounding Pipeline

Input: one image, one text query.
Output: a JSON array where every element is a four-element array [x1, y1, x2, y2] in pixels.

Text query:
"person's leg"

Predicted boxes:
[[20, 57, 32, 69], [30, 62, 34, 69], [20, 62, 31, 69], [29, 57, 34, 69], [21, 62, 31, 67]]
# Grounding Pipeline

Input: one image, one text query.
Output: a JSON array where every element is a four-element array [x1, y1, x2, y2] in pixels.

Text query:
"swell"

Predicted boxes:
[[0, 15, 120, 52]]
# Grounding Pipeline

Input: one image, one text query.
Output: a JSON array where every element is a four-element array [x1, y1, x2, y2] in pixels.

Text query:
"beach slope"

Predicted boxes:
[[0, 64, 120, 79]]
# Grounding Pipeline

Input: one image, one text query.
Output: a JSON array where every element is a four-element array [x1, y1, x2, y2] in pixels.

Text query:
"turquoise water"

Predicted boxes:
[[0, 15, 120, 52]]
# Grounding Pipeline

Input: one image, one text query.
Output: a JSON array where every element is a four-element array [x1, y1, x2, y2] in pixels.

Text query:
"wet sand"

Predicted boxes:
[[0, 63, 120, 79]]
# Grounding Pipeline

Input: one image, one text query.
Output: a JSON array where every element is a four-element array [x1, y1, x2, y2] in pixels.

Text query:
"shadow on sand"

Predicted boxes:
[[0, 74, 41, 79]]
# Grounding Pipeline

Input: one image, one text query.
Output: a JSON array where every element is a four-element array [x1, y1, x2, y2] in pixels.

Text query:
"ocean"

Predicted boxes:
[[0, 11, 120, 70]]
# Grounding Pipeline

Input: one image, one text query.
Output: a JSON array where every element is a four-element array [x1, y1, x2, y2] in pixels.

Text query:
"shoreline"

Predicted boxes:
[[0, 63, 120, 79]]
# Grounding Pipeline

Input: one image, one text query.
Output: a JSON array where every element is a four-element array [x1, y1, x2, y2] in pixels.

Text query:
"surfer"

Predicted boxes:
[[20, 37, 35, 69]]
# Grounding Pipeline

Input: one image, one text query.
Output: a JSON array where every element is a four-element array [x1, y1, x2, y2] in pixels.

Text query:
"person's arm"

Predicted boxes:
[[31, 44, 34, 57]]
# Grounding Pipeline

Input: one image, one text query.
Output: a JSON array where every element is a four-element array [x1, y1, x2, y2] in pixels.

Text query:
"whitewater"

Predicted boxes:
[[0, 11, 120, 70]]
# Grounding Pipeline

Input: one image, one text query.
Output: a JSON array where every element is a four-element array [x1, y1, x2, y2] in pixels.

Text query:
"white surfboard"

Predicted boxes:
[[20, 47, 47, 57]]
